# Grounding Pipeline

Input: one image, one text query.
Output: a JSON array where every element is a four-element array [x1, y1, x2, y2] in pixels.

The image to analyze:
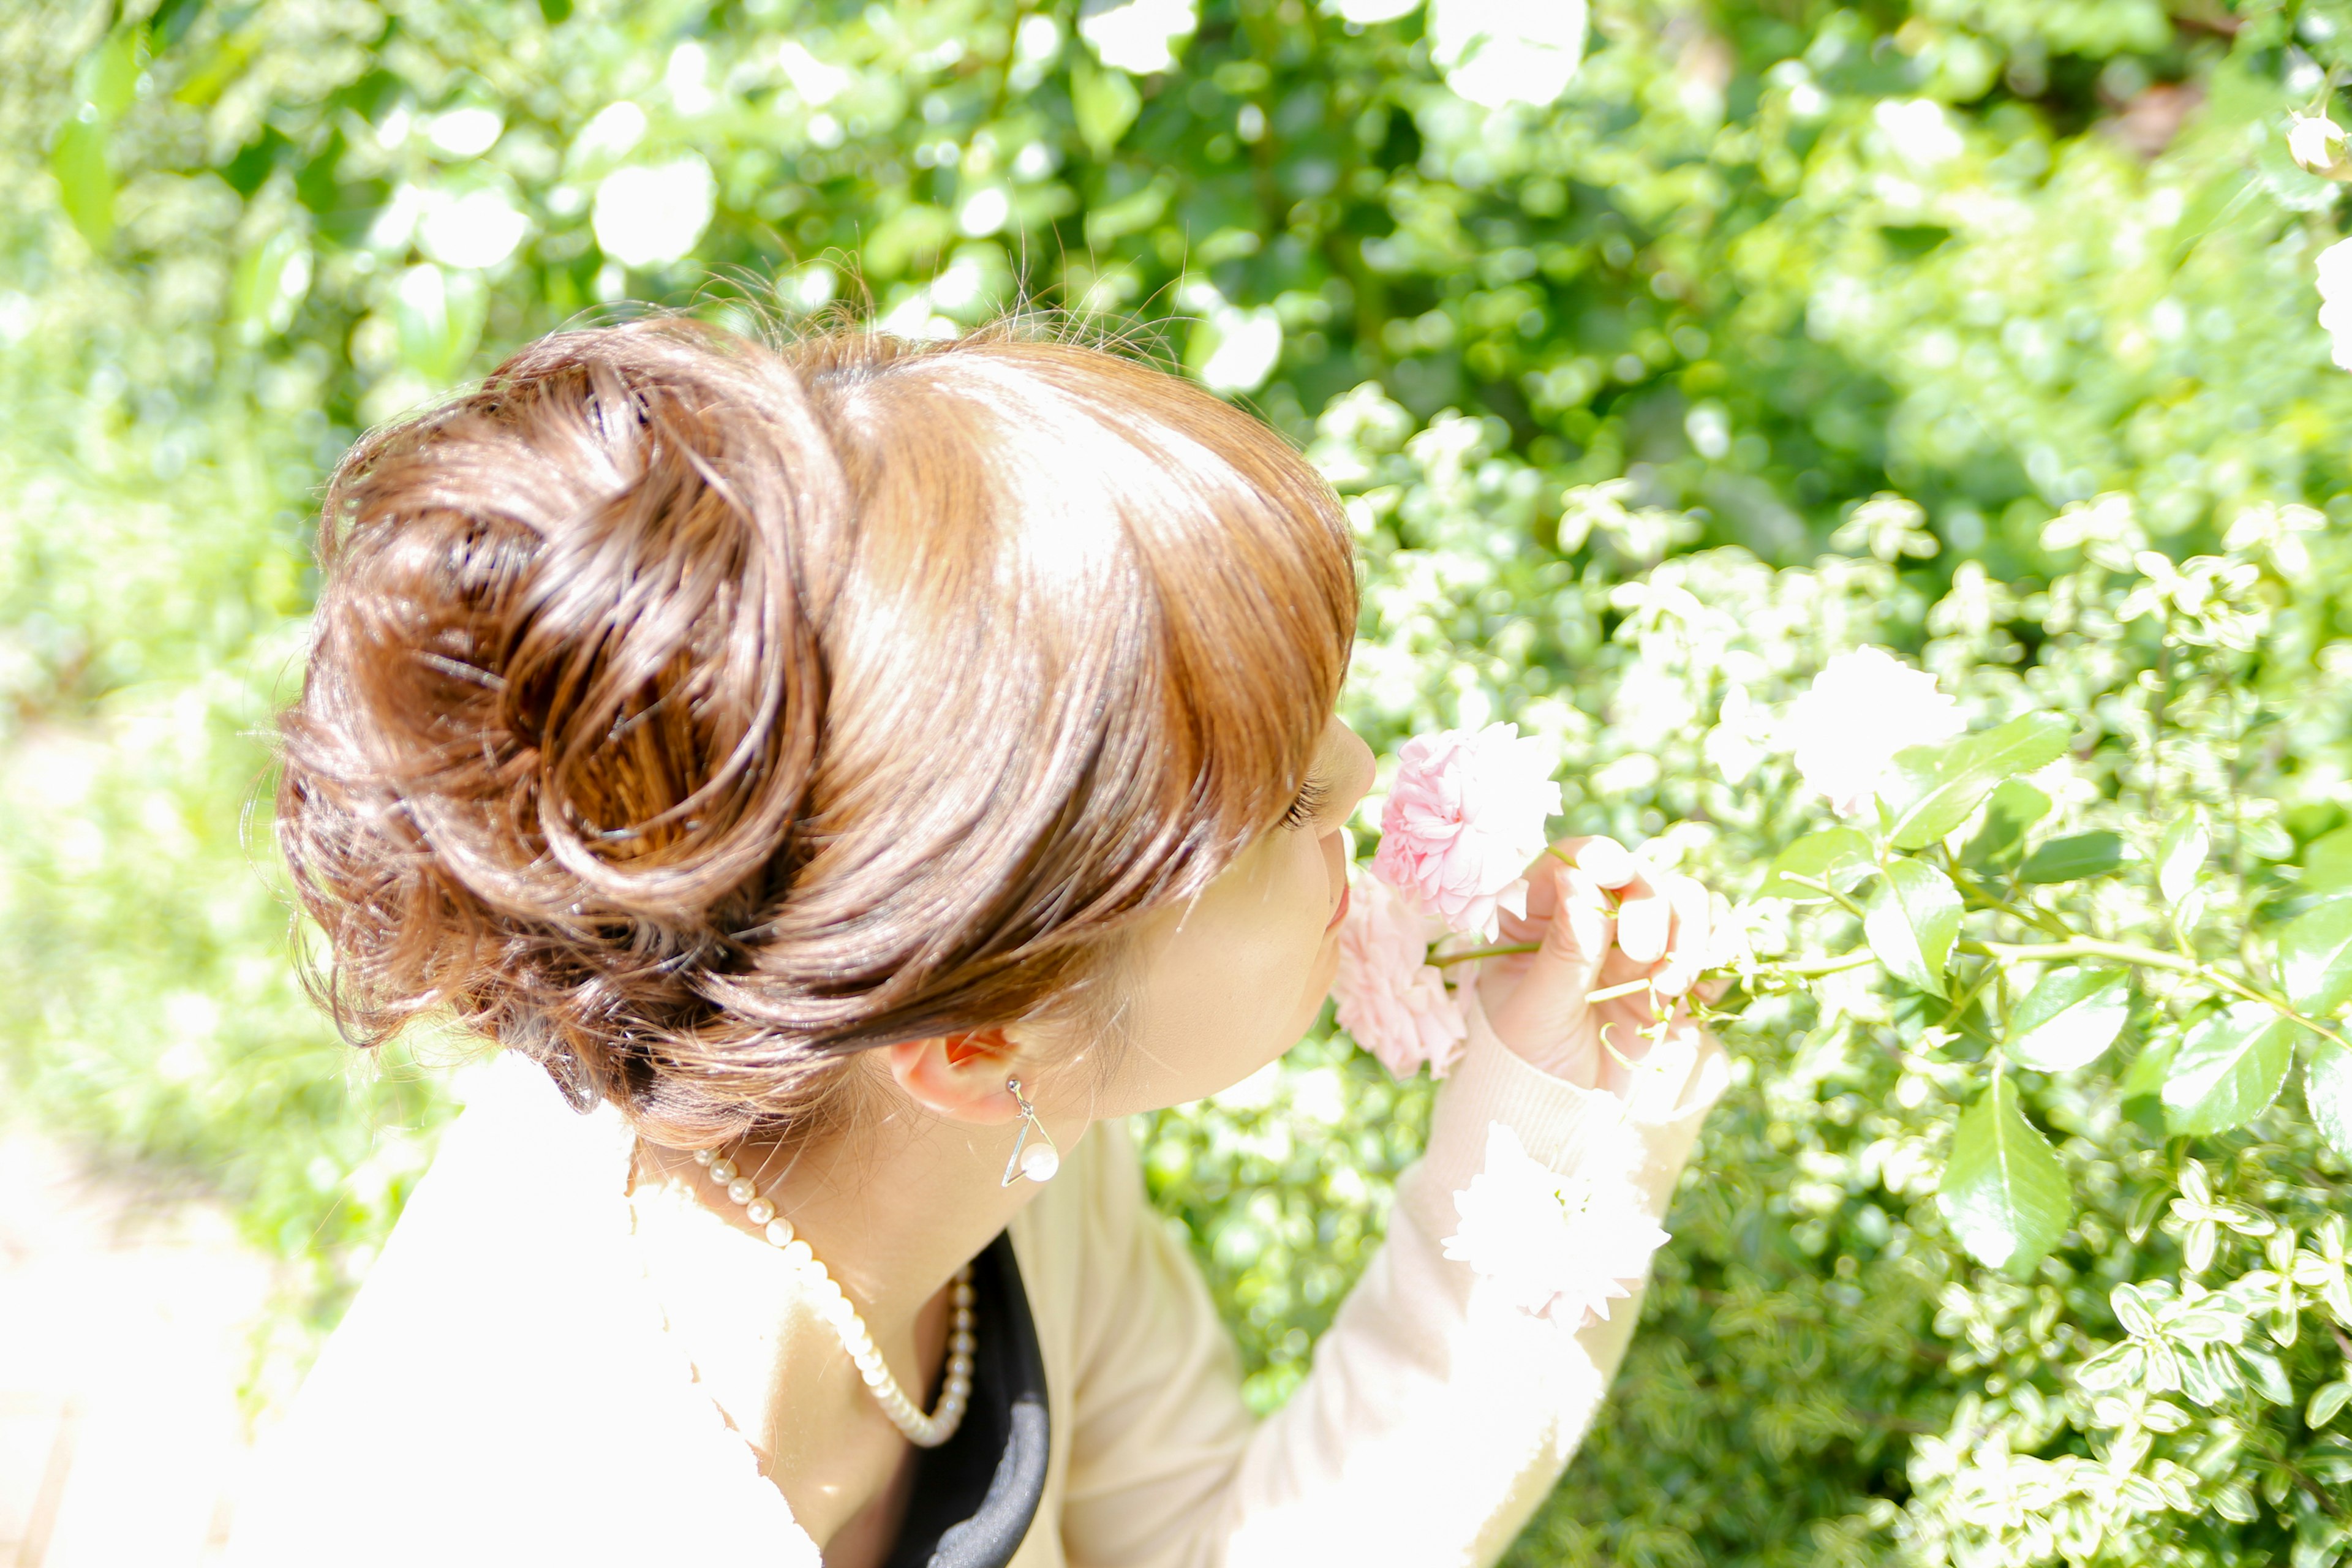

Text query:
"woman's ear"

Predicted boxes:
[[885, 1028, 1023, 1125]]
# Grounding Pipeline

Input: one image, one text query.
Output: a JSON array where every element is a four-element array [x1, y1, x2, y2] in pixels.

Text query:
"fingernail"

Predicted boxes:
[[1577, 840, 1635, 884], [1619, 899, 1667, 962]]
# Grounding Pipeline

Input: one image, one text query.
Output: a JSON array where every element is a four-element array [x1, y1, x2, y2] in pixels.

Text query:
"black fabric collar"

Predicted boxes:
[[878, 1232, 1049, 1568]]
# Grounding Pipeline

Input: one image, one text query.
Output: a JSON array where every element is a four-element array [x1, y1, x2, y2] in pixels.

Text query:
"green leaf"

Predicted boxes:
[[1938, 1074, 2073, 1272], [2280, 899, 2352, 1015], [2307, 1042, 2352, 1163], [391, 262, 486, 384], [2120, 1035, 2177, 1140], [2241, 1346, 2293, 1405], [1864, 859, 1961, 998], [2007, 967, 2130, 1072], [2162, 1003, 2299, 1136], [1880, 712, 2073, 851], [48, 115, 113, 249], [76, 25, 146, 123], [2305, 824, 2352, 895], [232, 227, 313, 341], [1895, 986, 1998, 1054], [1071, 58, 1142, 157], [2158, 807, 2211, 905], [2120, 1035, 2178, 1098], [1082, 173, 1173, 249], [2310, 1379, 2352, 1430], [1758, 827, 1876, 902], [2018, 831, 2127, 886], [151, 0, 206, 48], [1963, 778, 2051, 867]]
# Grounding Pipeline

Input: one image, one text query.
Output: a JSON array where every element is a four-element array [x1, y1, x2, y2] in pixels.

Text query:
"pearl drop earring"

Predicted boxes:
[[1001, 1077, 1060, 1186]]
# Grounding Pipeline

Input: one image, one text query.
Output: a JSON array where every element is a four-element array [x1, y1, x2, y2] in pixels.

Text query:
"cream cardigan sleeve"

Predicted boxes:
[[1058, 1003, 1730, 1568]]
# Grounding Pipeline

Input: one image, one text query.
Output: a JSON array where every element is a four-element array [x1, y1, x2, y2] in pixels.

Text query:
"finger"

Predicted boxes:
[[1492, 857, 1562, 941], [1615, 861, 1673, 965], [1499, 837, 1611, 943], [1486, 862, 1611, 1060], [1573, 836, 1638, 889], [1655, 873, 1713, 997]]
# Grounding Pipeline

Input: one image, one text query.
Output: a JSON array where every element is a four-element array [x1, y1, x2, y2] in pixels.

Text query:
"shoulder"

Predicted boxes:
[[230, 1054, 799, 1565]]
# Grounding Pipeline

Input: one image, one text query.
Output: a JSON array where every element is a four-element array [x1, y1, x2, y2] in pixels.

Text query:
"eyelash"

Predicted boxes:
[[1280, 778, 1330, 831]]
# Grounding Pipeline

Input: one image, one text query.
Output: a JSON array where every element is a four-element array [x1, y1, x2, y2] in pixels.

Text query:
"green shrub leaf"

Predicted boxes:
[[2279, 899, 2352, 1016], [1963, 778, 2052, 868], [2158, 807, 2211, 906], [1880, 712, 2073, 851], [1938, 1074, 2073, 1272], [2305, 824, 2352, 895], [2006, 967, 2130, 1072], [1758, 827, 1876, 901], [1864, 859, 1961, 998], [76, 26, 145, 123], [2019, 831, 2127, 886], [2162, 1004, 2299, 1136], [392, 263, 486, 385], [2307, 1042, 2352, 1163], [1071, 58, 1142, 156], [48, 116, 113, 249]]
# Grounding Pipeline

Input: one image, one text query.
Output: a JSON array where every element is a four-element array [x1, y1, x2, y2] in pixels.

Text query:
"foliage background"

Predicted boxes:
[[6, 0, 2352, 1560]]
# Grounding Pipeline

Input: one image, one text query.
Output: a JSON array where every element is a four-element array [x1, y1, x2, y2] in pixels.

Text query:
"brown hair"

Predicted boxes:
[[276, 320, 1356, 1144]]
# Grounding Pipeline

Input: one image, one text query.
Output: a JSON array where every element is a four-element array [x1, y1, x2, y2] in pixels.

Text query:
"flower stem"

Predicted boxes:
[[1430, 942, 1537, 966], [1424, 943, 1653, 1004]]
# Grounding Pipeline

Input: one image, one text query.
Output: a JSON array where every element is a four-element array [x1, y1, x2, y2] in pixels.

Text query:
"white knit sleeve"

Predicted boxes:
[[1059, 1005, 1728, 1568], [1207, 1002, 1728, 1567]]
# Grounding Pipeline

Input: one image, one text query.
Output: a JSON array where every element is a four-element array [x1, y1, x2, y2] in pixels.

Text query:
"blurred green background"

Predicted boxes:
[[7, 0, 2352, 1561]]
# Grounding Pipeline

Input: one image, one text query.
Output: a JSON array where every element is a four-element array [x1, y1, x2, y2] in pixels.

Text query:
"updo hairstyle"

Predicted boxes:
[[275, 321, 1357, 1145]]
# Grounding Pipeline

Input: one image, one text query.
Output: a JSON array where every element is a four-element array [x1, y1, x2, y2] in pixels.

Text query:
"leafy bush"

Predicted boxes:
[[7, 0, 2352, 1560]]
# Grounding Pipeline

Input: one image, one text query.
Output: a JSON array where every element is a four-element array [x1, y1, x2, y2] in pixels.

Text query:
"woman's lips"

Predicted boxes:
[[1325, 880, 1351, 932]]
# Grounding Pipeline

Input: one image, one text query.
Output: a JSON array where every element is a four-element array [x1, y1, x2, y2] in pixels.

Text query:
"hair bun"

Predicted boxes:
[[277, 320, 1355, 1144]]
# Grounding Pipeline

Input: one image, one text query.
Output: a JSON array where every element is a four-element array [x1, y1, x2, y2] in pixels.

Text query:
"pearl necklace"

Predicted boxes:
[[690, 1147, 976, 1449]]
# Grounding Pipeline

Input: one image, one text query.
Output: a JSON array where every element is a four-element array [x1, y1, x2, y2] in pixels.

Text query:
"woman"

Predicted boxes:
[[228, 320, 1728, 1567]]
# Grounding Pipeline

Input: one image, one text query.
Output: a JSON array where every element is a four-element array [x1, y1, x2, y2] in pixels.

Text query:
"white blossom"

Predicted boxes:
[[1427, 0, 1586, 109], [1078, 0, 1197, 75], [775, 42, 850, 107], [1784, 647, 1965, 817], [417, 187, 530, 271], [1873, 99, 1963, 168], [1443, 1120, 1668, 1325], [592, 156, 716, 270], [570, 102, 648, 170], [2290, 113, 2352, 179], [1196, 305, 1283, 394], [2318, 238, 2352, 371], [424, 107, 503, 159]]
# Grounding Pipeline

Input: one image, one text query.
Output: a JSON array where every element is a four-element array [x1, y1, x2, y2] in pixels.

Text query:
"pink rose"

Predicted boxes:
[[1332, 875, 1469, 1079], [1371, 723, 1563, 941]]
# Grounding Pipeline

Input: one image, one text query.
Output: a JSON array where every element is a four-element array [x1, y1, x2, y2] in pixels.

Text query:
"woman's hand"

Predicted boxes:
[[1473, 837, 1721, 1090]]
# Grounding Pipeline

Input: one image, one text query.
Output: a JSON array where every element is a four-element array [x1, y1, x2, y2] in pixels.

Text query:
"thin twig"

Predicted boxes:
[[1943, 859, 2071, 940], [1781, 870, 1872, 922], [1961, 937, 2352, 1050]]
